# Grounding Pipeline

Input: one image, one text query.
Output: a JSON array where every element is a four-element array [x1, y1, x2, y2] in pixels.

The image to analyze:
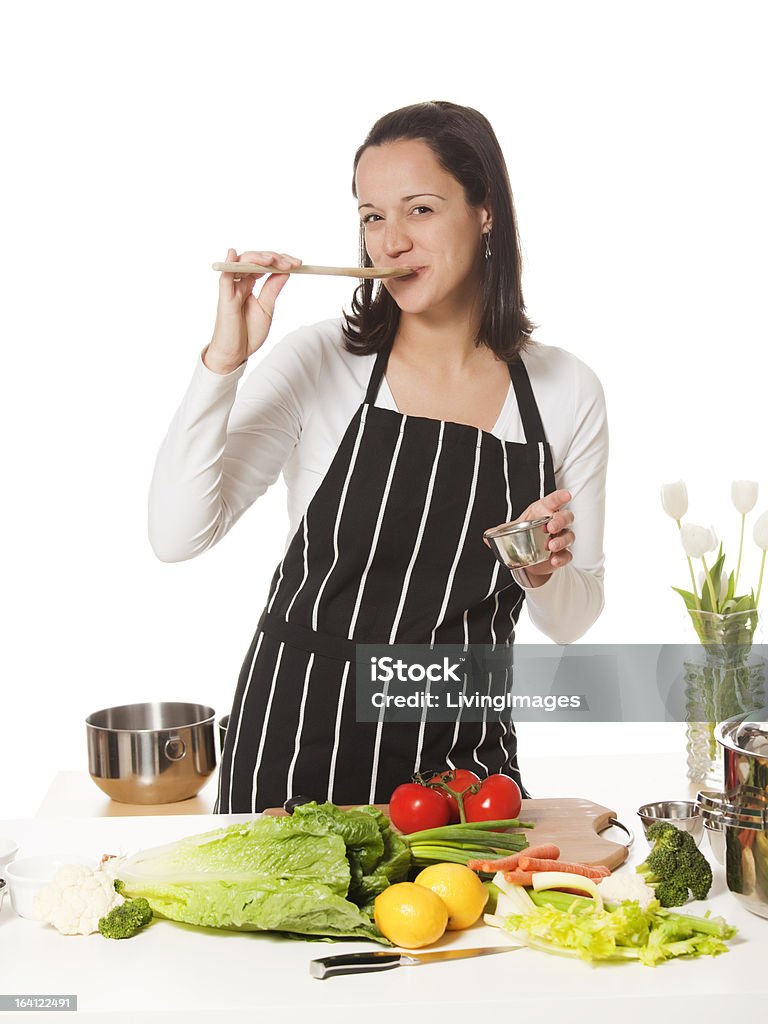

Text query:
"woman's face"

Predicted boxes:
[[355, 138, 491, 319]]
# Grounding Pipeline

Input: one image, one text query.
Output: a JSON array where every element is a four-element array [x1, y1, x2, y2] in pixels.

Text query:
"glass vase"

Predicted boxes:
[[685, 609, 765, 786]]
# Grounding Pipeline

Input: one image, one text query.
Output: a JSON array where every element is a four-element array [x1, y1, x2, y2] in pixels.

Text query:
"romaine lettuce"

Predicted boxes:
[[106, 804, 409, 942]]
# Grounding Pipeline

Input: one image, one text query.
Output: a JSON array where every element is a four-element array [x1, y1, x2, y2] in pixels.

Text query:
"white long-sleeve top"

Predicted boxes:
[[148, 318, 608, 644]]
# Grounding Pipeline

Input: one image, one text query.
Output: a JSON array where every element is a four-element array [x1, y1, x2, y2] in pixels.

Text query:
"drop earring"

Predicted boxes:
[[484, 231, 492, 260]]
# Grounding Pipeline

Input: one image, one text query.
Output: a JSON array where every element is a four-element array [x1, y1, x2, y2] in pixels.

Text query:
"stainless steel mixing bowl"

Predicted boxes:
[[86, 702, 217, 804]]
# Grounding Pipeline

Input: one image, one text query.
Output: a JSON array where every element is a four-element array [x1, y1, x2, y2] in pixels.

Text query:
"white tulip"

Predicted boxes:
[[661, 481, 688, 520], [754, 510, 768, 551], [732, 480, 759, 515], [680, 523, 717, 559], [698, 570, 728, 602]]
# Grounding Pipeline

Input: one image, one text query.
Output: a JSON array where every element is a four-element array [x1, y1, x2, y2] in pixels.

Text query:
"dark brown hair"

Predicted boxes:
[[342, 101, 536, 362]]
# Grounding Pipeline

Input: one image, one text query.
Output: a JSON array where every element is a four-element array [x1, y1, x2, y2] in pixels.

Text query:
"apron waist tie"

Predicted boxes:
[[258, 611, 515, 665], [258, 611, 357, 662]]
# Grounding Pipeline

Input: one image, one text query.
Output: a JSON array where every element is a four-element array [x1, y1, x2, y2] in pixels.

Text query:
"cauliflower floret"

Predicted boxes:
[[34, 864, 125, 935], [597, 869, 656, 909]]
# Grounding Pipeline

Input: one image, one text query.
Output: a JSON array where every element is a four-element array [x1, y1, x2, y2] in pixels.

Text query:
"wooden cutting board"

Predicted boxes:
[[263, 797, 631, 870]]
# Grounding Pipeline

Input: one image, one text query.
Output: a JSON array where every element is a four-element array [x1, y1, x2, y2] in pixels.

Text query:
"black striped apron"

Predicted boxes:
[[215, 343, 556, 813]]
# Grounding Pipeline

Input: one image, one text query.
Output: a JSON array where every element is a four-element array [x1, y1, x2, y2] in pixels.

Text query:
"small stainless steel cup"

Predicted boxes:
[[636, 800, 704, 846], [483, 516, 552, 569]]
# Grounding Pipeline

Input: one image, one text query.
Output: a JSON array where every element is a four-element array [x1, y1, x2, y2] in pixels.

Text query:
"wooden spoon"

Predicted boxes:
[[212, 261, 412, 279]]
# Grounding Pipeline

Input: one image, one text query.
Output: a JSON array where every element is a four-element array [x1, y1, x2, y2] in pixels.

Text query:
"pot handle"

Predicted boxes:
[[164, 737, 187, 761], [600, 816, 634, 848]]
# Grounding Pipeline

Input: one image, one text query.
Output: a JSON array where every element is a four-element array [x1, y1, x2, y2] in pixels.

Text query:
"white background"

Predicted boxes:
[[2, 0, 766, 819]]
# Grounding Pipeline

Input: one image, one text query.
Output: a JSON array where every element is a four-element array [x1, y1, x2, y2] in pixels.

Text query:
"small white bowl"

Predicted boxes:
[[4, 854, 94, 920], [0, 837, 18, 876]]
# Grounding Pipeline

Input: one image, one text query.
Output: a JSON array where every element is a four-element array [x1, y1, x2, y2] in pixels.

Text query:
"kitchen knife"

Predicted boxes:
[[310, 945, 522, 979]]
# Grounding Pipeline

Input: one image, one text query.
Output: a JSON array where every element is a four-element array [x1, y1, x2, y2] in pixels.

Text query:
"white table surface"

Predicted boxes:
[[34, 771, 218, 818], [1, 753, 761, 1023], [33, 748, 702, 819]]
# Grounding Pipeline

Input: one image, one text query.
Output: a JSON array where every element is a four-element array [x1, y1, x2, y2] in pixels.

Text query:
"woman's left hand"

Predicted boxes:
[[485, 489, 575, 586]]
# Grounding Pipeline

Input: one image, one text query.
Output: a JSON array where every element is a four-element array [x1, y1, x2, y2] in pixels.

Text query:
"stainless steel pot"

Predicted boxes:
[[86, 702, 217, 804], [696, 709, 768, 918]]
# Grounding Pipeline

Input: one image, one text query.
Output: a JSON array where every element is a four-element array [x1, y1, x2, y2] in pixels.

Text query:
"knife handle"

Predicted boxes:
[[310, 952, 404, 979]]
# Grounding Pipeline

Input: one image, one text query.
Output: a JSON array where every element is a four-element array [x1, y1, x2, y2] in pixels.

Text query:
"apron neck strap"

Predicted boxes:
[[508, 356, 547, 443], [364, 341, 391, 405]]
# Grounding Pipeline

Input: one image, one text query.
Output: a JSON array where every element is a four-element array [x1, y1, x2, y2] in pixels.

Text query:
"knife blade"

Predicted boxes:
[[310, 945, 522, 979]]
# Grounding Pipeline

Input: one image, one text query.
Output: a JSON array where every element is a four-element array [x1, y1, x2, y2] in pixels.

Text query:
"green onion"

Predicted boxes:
[[399, 818, 532, 873], [406, 819, 533, 843], [409, 833, 525, 851], [410, 849, 487, 867]]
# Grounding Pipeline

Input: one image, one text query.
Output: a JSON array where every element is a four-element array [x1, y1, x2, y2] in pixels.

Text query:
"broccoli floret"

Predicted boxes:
[[636, 824, 712, 905], [645, 821, 686, 848], [654, 878, 691, 908], [677, 848, 713, 901], [638, 846, 679, 881], [98, 897, 153, 939]]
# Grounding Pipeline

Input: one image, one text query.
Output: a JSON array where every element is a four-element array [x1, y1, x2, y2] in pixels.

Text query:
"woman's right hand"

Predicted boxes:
[[204, 248, 302, 374]]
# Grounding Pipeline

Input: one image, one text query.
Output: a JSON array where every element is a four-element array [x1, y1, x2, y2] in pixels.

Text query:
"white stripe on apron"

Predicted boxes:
[[444, 670, 469, 770], [284, 516, 310, 621], [221, 630, 265, 813], [388, 420, 445, 644], [501, 585, 528, 770], [368, 672, 390, 803], [250, 641, 285, 812], [488, 437, 512, 645], [497, 665, 511, 764], [347, 415, 408, 639], [472, 671, 495, 775], [413, 674, 432, 774], [285, 652, 315, 799], [311, 405, 370, 631], [429, 430, 483, 646], [326, 661, 351, 802], [497, 590, 524, 767]]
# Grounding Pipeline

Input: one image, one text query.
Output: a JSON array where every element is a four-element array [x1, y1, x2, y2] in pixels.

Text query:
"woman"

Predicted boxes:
[[149, 101, 608, 813]]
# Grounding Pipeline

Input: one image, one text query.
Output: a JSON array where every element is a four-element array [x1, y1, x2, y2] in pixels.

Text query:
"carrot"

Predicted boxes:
[[467, 843, 561, 874], [502, 870, 535, 885], [517, 856, 610, 879], [519, 843, 561, 861], [467, 856, 519, 873]]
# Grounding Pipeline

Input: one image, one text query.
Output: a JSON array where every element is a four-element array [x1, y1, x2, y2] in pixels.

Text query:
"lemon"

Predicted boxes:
[[414, 863, 489, 931], [373, 882, 448, 948]]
